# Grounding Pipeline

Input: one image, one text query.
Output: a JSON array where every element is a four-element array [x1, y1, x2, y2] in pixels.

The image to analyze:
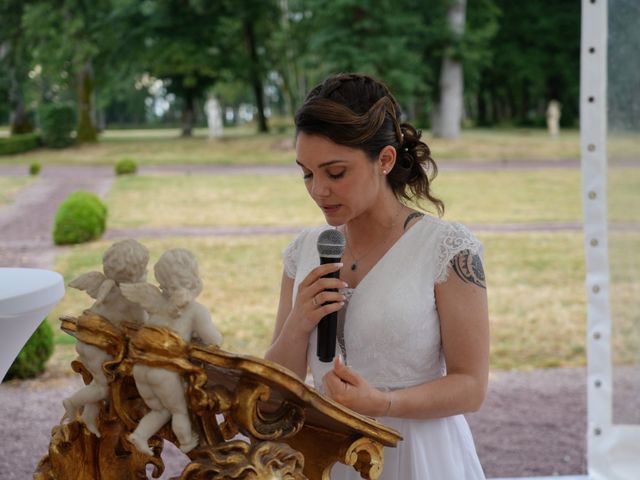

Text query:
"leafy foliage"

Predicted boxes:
[[115, 158, 138, 175], [5, 318, 54, 380], [53, 191, 108, 245], [0, 133, 40, 155], [38, 103, 76, 148], [29, 162, 42, 176]]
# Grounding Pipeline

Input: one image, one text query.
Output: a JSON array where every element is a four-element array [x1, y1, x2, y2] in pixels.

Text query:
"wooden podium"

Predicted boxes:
[[34, 314, 402, 479]]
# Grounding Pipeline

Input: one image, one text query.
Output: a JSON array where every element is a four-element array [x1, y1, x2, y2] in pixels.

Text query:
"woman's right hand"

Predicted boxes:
[[287, 263, 347, 336]]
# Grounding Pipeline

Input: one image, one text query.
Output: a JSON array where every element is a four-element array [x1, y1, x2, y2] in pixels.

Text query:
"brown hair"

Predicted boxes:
[[294, 73, 444, 216]]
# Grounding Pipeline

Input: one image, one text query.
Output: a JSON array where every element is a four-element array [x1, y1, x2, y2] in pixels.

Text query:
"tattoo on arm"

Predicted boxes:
[[450, 250, 486, 289]]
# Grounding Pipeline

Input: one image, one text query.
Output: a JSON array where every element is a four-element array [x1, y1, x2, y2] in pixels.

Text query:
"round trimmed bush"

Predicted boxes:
[[29, 162, 41, 176], [5, 318, 54, 380], [115, 158, 137, 175], [53, 191, 108, 245]]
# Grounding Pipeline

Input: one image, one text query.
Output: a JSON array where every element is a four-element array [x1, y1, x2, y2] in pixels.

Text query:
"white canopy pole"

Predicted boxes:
[[581, 1, 640, 478]]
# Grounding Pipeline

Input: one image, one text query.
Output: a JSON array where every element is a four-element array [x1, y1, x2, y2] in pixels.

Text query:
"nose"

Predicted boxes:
[[310, 177, 330, 198]]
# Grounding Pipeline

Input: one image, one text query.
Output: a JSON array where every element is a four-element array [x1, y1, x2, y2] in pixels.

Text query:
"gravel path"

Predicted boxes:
[[1, 161, 637, 478]]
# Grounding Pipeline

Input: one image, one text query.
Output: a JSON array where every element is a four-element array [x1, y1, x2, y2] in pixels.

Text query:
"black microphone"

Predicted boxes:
[[316, 228, 346, 363]]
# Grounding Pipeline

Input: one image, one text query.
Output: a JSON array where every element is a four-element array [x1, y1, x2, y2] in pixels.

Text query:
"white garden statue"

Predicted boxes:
[[62, 239, 150, 436], [205, 94, 223, 139], [546, 99, 561, 137], [120, 248, 223, 455]]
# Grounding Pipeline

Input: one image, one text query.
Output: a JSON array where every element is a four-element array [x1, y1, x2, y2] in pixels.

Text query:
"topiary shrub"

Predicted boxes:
[[115, 158, 138, 175], [0, 133, 41, 155], [38, 103, 75, 148], [5, 318, 54, 380], [53, 191, 108, 245], [29, 162, 42, 176]]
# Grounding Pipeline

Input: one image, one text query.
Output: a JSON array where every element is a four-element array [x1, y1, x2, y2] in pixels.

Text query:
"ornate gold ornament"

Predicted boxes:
[[35, 314, 401, 479]]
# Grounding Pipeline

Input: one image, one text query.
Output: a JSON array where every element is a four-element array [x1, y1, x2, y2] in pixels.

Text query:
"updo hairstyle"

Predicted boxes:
[[294, 73, 444, 216]]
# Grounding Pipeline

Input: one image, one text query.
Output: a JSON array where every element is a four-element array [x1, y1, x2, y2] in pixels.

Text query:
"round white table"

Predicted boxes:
[[0, 268, 65, 381]]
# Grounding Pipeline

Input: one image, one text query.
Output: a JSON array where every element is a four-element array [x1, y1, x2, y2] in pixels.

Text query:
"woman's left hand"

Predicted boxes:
[[322, 357, 390, 417]]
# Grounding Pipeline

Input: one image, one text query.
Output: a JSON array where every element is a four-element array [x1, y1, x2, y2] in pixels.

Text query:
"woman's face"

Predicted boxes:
[[295, 132, 383, 226]]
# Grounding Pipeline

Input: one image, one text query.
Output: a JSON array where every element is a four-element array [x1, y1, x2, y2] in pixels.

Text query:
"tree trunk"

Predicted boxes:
[[243, 17, 269, 133], [76, 59, 98, 143], [181, 87, 197, 137], [9, 87, 32, 135], [433, 0, 466, 139]]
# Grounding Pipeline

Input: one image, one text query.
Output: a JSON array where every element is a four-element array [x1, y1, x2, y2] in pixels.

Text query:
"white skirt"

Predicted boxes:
[[330, 414, 485, 480]]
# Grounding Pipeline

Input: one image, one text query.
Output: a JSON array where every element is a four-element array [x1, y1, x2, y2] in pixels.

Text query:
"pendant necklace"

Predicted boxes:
[[344, 206, 404, 272]]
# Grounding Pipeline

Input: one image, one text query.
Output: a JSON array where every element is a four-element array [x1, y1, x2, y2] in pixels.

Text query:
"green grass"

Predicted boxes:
[[105, 174, 324, 228], [1, 125, 638, 166], [51, 236, 291, 358], [103, 168, 640, 230], [0, 177, 33, 207], [48, 232, 600, 371]]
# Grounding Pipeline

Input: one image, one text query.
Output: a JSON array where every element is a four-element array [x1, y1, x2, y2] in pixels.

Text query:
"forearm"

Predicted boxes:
[[385, 372, 487, 420], [264, 326, 310, 380]]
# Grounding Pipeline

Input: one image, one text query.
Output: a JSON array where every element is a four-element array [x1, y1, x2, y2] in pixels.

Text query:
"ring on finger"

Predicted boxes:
[[312, 295, 318, 306]]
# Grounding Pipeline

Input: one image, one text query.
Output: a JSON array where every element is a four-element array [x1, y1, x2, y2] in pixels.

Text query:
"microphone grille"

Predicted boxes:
[[317, 228, 346, 258]]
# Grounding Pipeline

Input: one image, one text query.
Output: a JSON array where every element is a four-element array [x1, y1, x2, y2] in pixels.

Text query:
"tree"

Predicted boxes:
[[477, 0, 580, 126], [22, 0, 117, 143], [0, 0, 34, 134], [432, 0, 466, 138]]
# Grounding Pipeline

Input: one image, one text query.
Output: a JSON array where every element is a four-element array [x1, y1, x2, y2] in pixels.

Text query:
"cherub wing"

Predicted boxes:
[[69, 271, 107, 299], [120, 282, 167, 315]]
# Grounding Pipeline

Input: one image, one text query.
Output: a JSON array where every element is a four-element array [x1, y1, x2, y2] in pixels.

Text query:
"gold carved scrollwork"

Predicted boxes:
[[35, 314, 400, 480], [234, 380, 305, 441], [178, 440, 307, 480], [342, 437, 385, 480]]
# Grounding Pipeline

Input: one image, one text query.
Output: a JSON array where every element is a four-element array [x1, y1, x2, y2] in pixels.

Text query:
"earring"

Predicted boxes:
[[382, 169, 387, 175]]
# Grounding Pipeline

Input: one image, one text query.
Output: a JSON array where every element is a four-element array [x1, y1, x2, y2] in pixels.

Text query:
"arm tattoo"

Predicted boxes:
[[450, 250, 486, 289]]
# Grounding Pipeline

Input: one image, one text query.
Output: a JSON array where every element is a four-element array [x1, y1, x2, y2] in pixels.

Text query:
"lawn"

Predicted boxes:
[[49, 232, 596, 371], [104, 168, 640, 229], [0, 126, 595, 166]]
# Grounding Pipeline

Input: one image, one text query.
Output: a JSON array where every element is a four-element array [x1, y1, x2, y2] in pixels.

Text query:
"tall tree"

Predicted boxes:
[[432, 0, 466, 138], [22, 0, 116, 142], [0, 0, 34, 134]]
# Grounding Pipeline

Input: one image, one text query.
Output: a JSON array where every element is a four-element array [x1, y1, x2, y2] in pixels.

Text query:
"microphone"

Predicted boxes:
[[316, 228, 346, 363]]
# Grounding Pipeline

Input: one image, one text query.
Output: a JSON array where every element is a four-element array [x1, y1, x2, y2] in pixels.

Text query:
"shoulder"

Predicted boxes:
[[416, 217, 483, 284]]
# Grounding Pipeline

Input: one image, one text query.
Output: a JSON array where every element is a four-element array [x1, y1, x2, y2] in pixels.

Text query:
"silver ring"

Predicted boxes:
[[312, 295, 318, 306]]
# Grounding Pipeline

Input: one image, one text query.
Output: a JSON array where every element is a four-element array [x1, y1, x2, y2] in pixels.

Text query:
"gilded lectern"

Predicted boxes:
[[34, 314, 401, 479]]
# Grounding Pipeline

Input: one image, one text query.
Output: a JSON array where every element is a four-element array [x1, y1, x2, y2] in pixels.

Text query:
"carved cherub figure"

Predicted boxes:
[[62, 239, 150, 436], [120, 248, 223, 455]]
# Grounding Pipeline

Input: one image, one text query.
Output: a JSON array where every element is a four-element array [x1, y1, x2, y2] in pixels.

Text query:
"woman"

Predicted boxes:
[[265, 73, 489, 479]]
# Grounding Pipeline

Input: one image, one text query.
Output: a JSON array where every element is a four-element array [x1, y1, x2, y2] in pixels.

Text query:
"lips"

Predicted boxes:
[[320, 204, 341, 214]]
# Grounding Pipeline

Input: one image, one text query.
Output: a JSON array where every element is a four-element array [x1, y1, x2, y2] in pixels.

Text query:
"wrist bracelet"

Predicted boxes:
[[383, 392, 392, 416]]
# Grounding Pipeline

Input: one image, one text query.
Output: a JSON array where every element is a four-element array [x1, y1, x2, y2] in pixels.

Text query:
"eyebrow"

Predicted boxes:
[[295, 159, 347, 168]]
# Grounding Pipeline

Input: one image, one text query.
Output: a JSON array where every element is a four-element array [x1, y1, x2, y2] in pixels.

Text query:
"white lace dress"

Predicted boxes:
[[283, 215, 486, 479]]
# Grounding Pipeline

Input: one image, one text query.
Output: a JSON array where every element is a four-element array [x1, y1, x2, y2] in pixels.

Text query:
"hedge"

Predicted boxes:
[[5, 319, 54, 380], [0, 133, 41, 155]]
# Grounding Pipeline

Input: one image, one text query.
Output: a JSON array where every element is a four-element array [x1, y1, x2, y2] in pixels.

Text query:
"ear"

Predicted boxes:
[[378, 145, 396, 175]]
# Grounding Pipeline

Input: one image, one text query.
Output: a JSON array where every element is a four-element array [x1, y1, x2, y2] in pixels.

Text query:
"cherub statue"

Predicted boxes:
[[62, 239, 150, 436], [120, 248, 223, 455]]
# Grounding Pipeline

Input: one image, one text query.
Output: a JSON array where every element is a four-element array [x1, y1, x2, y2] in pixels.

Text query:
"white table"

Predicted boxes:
[[0, 268, 65, 381]]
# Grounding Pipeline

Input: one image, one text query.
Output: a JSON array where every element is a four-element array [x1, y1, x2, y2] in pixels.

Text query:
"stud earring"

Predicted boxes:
[[382, 169, 387, 175]]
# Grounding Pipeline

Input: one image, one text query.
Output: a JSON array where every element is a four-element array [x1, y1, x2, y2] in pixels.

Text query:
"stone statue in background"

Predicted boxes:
[[546, 100, 561, 137], [205, 94, 224, 139], [120, 248, 223, 455], [62, 239, 150, 436]]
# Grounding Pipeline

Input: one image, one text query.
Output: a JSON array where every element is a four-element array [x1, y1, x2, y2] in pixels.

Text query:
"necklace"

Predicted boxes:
[[344, 206, 404, 272]]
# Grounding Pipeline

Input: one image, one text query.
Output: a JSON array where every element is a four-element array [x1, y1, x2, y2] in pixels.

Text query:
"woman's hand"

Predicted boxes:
[[287, 263, 347, 336], [322, 357, 390, 417]]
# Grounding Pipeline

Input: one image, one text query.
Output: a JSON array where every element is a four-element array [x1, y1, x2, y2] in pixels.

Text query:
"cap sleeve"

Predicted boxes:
[[435, 222, 484, 284], [282, 238, 299, 279]]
